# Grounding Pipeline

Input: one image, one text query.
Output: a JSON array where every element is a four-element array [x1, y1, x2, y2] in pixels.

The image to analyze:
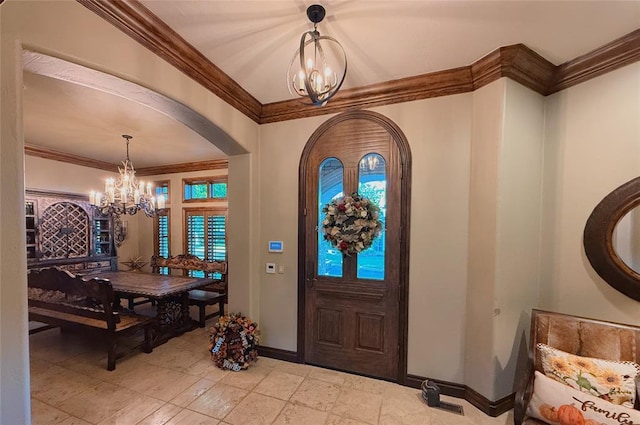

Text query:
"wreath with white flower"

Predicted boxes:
[[208, 312, 259, 371], [321, 193, 383, 256]]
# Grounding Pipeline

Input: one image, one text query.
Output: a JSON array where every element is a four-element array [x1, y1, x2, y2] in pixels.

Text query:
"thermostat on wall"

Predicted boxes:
[[268, 241, 283, 252]]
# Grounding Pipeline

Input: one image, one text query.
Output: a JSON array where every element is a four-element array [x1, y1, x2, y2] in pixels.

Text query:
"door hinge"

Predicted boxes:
[[303, 208, 307, 216]]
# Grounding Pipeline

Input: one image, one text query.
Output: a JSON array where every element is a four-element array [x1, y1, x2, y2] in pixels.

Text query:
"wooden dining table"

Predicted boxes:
[[97, 271, 215, 346]]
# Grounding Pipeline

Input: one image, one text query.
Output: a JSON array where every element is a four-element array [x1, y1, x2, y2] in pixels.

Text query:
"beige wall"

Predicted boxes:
[[258, 115, 330, 351], [464, 79, 545, 400], [541, 63, 640, 323], [258, 94, 474, 379], [493, 80, 545, 397], [25, 156, 117, 194], [1, 6, 30, 422], [465, 80, 505, 397], [375, 96, 473, 382]]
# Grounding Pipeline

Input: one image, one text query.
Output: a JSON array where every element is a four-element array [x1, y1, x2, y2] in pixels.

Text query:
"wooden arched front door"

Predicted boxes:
[[298, 110, 411, 382]]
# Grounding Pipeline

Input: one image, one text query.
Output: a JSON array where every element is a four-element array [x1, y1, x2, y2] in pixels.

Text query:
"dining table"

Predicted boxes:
[[96, 271, 215, 346]]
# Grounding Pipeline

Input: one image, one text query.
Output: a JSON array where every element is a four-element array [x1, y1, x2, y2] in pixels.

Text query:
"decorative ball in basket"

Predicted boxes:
[[208, 313, 259, 371]]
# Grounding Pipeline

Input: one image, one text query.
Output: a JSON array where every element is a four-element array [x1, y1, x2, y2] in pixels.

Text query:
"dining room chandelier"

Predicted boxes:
[[89, 134, 165, 217], [287, 4, 347, 107]]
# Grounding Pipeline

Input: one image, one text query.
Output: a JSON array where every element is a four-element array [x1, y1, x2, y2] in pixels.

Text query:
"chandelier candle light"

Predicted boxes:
[[287, 4, 347, 106], [89, 134, 165, 217]]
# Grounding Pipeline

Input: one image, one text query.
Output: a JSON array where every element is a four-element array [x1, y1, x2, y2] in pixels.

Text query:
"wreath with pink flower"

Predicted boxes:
[[321, 193, 383, 256]]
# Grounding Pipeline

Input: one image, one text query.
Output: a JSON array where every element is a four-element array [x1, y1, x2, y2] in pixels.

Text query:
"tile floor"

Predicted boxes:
[[29, 320, 514, 425]]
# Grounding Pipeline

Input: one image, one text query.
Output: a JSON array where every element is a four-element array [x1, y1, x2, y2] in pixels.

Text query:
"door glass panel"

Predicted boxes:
[[318, 158, 344, 277], [357, 153, 386, 280]]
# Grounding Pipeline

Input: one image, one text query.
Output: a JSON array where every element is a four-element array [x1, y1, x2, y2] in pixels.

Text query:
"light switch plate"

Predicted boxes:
[[266, 262, 276, 274]]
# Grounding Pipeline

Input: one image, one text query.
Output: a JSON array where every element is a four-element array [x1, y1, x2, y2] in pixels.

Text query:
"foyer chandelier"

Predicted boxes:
[[359, 154, 380, 171], [287, 4, 347, 106], [89, 135, 165, 217]]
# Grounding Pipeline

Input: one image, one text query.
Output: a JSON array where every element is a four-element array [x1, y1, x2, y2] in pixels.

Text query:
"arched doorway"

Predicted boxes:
[[298, 110, 411, 382]]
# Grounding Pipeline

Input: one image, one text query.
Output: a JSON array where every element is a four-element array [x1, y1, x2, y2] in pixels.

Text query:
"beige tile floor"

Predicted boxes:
[[29, 320, 514, 425]]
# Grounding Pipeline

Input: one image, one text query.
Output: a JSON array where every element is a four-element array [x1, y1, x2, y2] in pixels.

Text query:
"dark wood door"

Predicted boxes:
[[300, 111, 409, 381]]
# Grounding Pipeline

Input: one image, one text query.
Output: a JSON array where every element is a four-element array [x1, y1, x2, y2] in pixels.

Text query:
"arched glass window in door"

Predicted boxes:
[[318, 158, 344, 277], [357, 153, 386, 280]]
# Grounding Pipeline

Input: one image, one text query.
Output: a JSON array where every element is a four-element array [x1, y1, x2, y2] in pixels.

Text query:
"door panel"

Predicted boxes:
[[356, 313, 385, 352], [301, 114, 405, 381]]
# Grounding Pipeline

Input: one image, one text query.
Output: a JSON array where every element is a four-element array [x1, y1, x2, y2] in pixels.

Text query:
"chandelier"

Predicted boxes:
[[89, 134, 165, 217], [287, 4, 347, 106], [359, 154, 380, 171]]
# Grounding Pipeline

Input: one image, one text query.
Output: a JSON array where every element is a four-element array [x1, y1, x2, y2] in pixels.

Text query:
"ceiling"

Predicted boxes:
[[23, 1, 640, 168]]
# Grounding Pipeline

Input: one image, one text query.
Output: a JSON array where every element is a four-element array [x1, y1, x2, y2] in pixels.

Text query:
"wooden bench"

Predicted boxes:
[[514, 309, 640, 424], [28, 267, 154, 371], [151, 254, 227, 327]]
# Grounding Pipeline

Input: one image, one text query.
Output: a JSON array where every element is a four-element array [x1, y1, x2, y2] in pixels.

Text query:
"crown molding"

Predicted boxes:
[[25, 144, 118, 172], [550, 28, 640, 94], [261, 44, 559, 123], [77, 0, 262, 124], [471, 44, 556, 95], [261, 66, 474, 124], [79, 0, 640, 124], [25, 144, 228, 175], [136, 159, 228, 176]]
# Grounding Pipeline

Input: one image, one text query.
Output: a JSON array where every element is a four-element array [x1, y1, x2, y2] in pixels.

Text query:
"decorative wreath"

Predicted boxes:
[[321, 193, 383, 256], [208, 312, 260, 371]]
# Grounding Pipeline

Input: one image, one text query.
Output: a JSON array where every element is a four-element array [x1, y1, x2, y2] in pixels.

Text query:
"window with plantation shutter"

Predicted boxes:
[[207, 215, 226, 262], [153, 209, 170, 275], [184, 207, 227, 278]]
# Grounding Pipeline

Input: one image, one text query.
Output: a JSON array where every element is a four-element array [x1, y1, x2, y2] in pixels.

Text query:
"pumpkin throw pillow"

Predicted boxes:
[[528, 371, 640, 425], [538, 343, 640, 408]]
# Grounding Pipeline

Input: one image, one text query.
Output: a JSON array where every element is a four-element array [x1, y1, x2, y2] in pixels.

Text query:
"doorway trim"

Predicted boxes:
[[297, 109, 412, 383]]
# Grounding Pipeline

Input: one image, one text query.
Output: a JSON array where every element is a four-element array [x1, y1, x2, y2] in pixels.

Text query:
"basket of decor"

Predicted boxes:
[[208, 312, 259, 371]]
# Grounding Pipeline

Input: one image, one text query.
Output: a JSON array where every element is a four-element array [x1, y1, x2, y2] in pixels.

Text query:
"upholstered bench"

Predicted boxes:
[[514, 309, 640, 425]]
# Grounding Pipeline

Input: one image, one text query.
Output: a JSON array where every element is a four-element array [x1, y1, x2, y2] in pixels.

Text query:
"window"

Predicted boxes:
[[357, 153, 386, 280], [154, 209, 170, 275], [154, 180, 170, 204], [317, 158, 344, 277], [315, 154, 386, 280], [184, 207, 227, 278], [183, 177, 228, 202]]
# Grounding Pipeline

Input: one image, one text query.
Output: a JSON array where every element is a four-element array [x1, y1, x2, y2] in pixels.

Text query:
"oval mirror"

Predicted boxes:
[[613, 206, 640, 273], [584, 176, 640, 301]]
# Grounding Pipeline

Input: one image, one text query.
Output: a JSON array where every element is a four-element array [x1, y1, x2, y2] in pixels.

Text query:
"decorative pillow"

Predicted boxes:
[[528, 371, 640, 425], [538, 343, 640, 408]]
